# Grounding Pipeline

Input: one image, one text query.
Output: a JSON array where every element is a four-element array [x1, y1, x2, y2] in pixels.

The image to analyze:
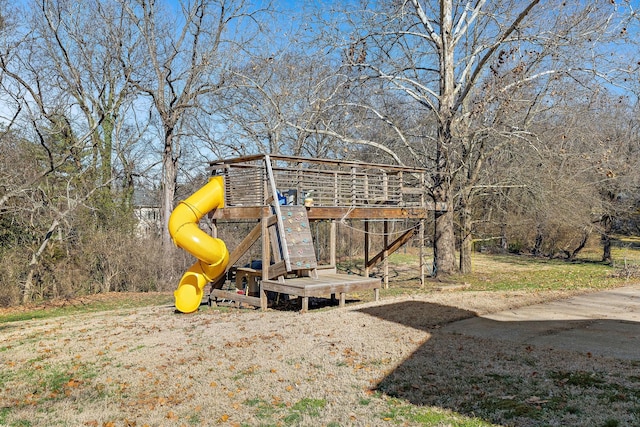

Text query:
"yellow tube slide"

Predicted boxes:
[[168, 176, 229, 313]]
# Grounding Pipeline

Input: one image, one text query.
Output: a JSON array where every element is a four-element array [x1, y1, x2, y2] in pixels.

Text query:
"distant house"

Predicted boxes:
[[133, 189, 161, 237], [132, 184, 207, 237]]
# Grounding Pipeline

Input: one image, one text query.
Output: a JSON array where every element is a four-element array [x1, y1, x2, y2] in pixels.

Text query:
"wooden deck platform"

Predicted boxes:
[[261, 273, 380, 312]]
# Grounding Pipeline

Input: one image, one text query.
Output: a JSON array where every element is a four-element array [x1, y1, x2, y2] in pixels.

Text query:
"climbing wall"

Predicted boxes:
[[279, 206, 317, 270]]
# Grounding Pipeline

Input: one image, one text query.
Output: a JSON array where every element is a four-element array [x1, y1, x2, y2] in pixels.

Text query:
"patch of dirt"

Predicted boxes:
[[1, 289, 638, 426]]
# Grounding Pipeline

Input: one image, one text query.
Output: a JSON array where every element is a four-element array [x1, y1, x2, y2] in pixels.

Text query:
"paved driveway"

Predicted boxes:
[[443, 284, 640, 360]]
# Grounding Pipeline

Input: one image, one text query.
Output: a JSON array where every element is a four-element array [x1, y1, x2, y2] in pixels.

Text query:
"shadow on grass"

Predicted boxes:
[[358, 300, 640, 427], [270, 296, 362, 311]]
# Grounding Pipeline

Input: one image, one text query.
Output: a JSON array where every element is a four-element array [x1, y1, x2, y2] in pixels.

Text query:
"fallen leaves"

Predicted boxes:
[[66, 378, 82, 388]]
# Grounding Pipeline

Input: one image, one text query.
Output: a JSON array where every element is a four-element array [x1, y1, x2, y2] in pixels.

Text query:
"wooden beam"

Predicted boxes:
[[210, 290, 261, 308], [264, 155, 292, 271], [366, 226, 419, 269], [419, 219, 425, 288], [383, 220, 389, 289], [260, 215, 270, 310], [305, 206, 438, 219], [329, 220, 336, 267], [226, 216, 276, 269], [209, 153, 429, 174], [212, 205, 445, 221], [211, 206, 270, 220], [267, 261, 287, 279]]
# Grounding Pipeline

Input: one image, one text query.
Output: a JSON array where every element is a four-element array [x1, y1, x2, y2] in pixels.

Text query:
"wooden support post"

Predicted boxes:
[[260, 215, 269, 310], [383, 220, 389, 289], [383, 172, 388, 201], [339, 292, 346, 307], [419, 219, 425, 288], [351, 167, 357, 206], [364, 220, 370, 277], [330, 220, 336, 268], [296, 163, 302, 205], [264, 155, 291, 271], [364, 174, 369, 201]]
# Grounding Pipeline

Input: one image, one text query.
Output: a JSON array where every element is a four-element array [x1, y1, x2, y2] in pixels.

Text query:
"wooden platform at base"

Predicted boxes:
[[209, 289, 261, 308], [261, 273, 380, 312]]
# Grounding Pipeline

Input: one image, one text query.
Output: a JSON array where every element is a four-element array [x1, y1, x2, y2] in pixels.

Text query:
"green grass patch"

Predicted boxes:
[[549, 370, 605, 388], [0, 407, 10, 424], [381, 397, 498, 426], [460, 250, 637, 292], [244, 397, 327, 425], [343, 246, 640, 298], [243, 398, 279, 420], [4, 359, 99, 410], [290, 397, 326, 417], [387, 252, 418, 265], [0, 292, 173, 324]]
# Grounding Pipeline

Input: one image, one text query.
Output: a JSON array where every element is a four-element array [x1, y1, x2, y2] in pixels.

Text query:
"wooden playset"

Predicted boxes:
[[170, 154, 443, 312]]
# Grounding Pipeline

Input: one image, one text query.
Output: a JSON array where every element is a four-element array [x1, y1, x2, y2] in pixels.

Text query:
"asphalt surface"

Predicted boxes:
[[443, 284, 640, 360]]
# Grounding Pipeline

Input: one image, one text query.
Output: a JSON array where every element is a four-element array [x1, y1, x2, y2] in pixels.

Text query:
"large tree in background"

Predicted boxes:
[[297, 0, 629, 275], [119, 0, 271, 250], [32, 0, 141, 227]]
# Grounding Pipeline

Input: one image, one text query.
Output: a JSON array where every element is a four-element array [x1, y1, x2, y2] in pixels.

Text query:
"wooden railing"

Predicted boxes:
[[210, 154, 429, 209]]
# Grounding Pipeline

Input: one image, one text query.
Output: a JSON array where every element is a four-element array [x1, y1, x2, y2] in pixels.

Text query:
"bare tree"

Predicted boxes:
[[473, 86, 640, 263], [0, 0, 144, 302], [293, 0, 628, 276], [119, 0, 271, 250], [29, 0, 142, 226], [211, 52, 363, 159]]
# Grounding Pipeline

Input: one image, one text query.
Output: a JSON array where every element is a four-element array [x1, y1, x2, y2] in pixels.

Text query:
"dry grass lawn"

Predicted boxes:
[[3, 248, 640, 426], [1, 284, 639, 427]]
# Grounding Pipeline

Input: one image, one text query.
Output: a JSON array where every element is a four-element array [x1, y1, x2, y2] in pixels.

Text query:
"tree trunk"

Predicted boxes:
[[161, 127, 178, 251], [533, 228, 543, 256], [23, 219, 60, 303], [602, 233, 612, 263], [431, 0, 457, 277], [95, 115, 115, 228], [568, 230, 589, 260], [500, 224, 508, 252], [459, 201, 473, 274], [434, 208, 456, 276], [600, 214, 613, 263]]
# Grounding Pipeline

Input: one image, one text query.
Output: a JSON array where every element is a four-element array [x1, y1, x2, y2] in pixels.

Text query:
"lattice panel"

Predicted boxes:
[[223, 165, 264, 206]]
